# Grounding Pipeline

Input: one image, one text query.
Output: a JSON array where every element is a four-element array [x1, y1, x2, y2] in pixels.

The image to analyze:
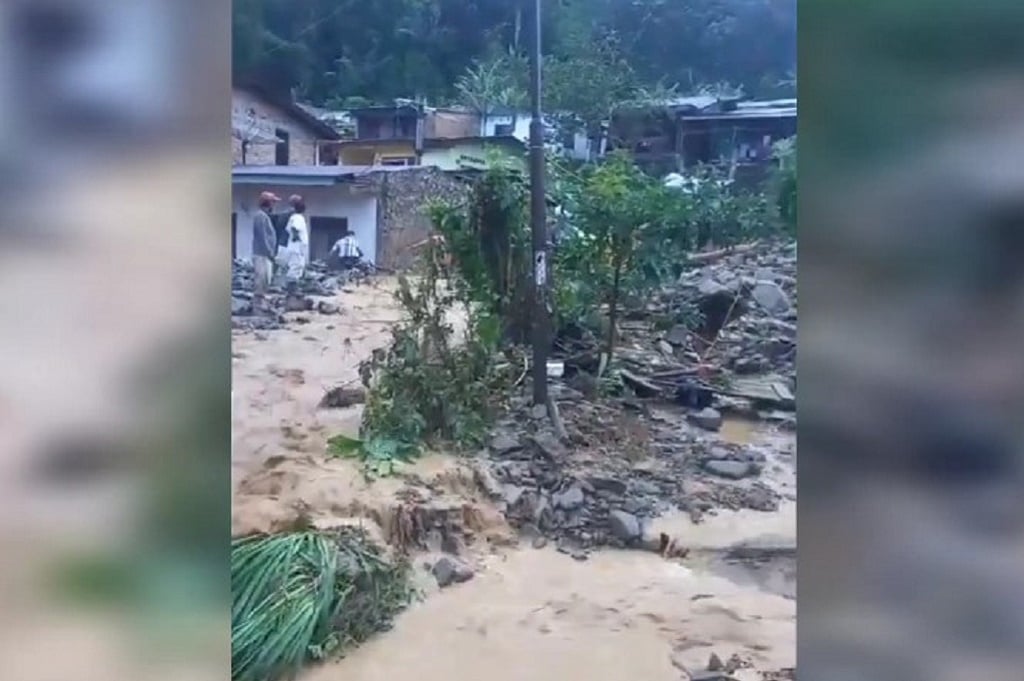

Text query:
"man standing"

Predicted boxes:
[[283, 195, 309, 289], [252, 191, 279, 312]]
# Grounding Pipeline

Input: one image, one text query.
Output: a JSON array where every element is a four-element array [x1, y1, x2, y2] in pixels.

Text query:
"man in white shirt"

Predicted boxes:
[[284, 195, 309, 286]]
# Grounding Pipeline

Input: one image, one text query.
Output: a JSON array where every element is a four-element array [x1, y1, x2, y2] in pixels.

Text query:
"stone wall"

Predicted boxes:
[[232, 88, 321, 166], [362, 167, 472, 271]]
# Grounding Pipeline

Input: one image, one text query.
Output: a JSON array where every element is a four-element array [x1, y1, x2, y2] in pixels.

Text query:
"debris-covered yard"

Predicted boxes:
[[232, 244, 795, 681], [232, 153, 797, 681]]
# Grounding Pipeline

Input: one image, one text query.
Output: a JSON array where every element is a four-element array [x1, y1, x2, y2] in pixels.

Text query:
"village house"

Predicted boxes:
[[333, 103, 589, 169], [232, 83, 342, 166], [231, 165, 469, 270], [336, 103, 425, 166], [608, 96, 797, 178]]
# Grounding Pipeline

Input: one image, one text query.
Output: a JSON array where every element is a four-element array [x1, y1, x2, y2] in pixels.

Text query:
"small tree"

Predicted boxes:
[[571, 153, 691, 361], [772, 136, 797, 234]]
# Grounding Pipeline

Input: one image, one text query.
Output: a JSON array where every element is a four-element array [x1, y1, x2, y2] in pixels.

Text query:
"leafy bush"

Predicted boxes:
[[330, 250, 511, 477], [231, 529, 412, 681]]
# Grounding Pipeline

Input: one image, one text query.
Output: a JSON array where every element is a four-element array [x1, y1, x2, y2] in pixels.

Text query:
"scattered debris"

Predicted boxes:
[[473, 240, 795, 549], [232, 260, 351, 333]]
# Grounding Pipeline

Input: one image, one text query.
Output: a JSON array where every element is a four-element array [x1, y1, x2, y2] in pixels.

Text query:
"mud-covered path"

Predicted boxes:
[[231, 279, 795, 681]]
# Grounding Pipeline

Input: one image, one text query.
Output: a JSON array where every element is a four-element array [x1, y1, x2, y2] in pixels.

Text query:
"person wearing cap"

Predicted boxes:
[[283, 194, 309, 288], [252, 191, 279, 310]]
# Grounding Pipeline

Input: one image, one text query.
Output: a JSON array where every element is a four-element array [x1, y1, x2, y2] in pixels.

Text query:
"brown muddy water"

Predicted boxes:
[[232, 281, 796, 681], [304, 545, 794, 681]]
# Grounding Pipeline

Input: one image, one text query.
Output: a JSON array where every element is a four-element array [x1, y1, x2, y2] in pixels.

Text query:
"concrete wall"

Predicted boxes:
[[232, 184, 378, 263], [481, 112, 531, 141], [421, 143, 525, 171], [232, 88, 320, 166]]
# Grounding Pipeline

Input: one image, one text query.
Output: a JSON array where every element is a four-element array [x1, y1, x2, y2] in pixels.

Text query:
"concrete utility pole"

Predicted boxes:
[[528, 0, 550, 407]]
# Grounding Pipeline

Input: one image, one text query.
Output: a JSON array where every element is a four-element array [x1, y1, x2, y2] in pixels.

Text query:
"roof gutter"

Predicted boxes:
[[231, 173, 354, 187]]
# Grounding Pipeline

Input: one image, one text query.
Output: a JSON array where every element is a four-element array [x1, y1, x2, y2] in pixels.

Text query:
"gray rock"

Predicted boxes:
[[688, 672, 738, 681], [531, 403, 548, 420], [697, 278, 733, 297], [665, 324, 690, 346], [502, 484, 527, 507], [472, 464, 504, 499], [733, 356, 766, 375], [529, 432, 566, 460], [490, 432, 522, 455], [751, 281, 792, 317], [703, 459, 754, 480], [317, 301, 340, 315], [688, 407, 723, 431], [608, 510, 642, 542], [657, 340, 675, 357], [631, 480, 661, 497], [588, 476, 628, 496], [532, 536, 548, 549], [553, 485, 585, 510], [232, 296, 252, 316], [432, 557, 474, 588], [284, 295, 315, 312]]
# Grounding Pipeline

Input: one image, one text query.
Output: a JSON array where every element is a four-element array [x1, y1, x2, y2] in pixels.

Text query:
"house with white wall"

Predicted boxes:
[[231, 165, 470, 270], [479, 107, 599, 161]]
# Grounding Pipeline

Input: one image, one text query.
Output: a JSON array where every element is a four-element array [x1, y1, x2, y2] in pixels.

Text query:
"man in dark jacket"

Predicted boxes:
[[252, 191, 279, 311]]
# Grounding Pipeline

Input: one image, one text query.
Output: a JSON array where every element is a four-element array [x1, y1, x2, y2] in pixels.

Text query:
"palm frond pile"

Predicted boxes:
[[231, 528, 413, 681]]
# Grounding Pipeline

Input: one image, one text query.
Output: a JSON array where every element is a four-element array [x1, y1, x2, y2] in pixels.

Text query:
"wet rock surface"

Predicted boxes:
[[478, 240, 796, 554], [480, 397, 785, 553], [673, 240, 797, 380]]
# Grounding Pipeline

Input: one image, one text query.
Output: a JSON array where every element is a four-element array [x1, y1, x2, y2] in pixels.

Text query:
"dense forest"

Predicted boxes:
[[233, 0, 796, 112]]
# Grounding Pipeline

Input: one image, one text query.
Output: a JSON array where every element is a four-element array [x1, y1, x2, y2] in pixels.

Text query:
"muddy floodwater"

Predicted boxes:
[[305, 542, 793, 681], [232, 280, 796, 681]]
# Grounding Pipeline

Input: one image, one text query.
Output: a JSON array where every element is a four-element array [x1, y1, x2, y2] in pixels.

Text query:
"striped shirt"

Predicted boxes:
[[332, 235, 360, 258]]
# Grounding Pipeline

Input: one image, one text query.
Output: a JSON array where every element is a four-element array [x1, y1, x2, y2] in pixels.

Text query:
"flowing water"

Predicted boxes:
[[304, 546, 794, 681], [232, 281, 796, 681]]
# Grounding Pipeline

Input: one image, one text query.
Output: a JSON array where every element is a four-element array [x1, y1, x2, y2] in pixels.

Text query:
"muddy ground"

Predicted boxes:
[[232, 276, 795, 681]]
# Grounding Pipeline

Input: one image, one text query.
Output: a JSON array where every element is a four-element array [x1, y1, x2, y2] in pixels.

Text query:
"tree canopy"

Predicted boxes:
[[233, 0, 796, 108]]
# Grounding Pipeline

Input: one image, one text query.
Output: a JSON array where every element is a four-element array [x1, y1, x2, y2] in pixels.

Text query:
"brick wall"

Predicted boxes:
[[232, 88, 320, 165], [360, 167, 471, 270]]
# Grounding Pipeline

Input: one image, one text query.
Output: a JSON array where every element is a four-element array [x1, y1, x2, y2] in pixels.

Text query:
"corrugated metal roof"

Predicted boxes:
[[663, 95, 722, 110], [737, 98, 797, 109], [682, 104, 796, 121]]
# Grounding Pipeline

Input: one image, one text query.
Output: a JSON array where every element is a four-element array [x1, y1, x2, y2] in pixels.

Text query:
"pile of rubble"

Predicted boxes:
[[473, 388, 784, 556], [472, 239, 797, 556], [674, 240, 796, 379], [232, 260, 344, 331]]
